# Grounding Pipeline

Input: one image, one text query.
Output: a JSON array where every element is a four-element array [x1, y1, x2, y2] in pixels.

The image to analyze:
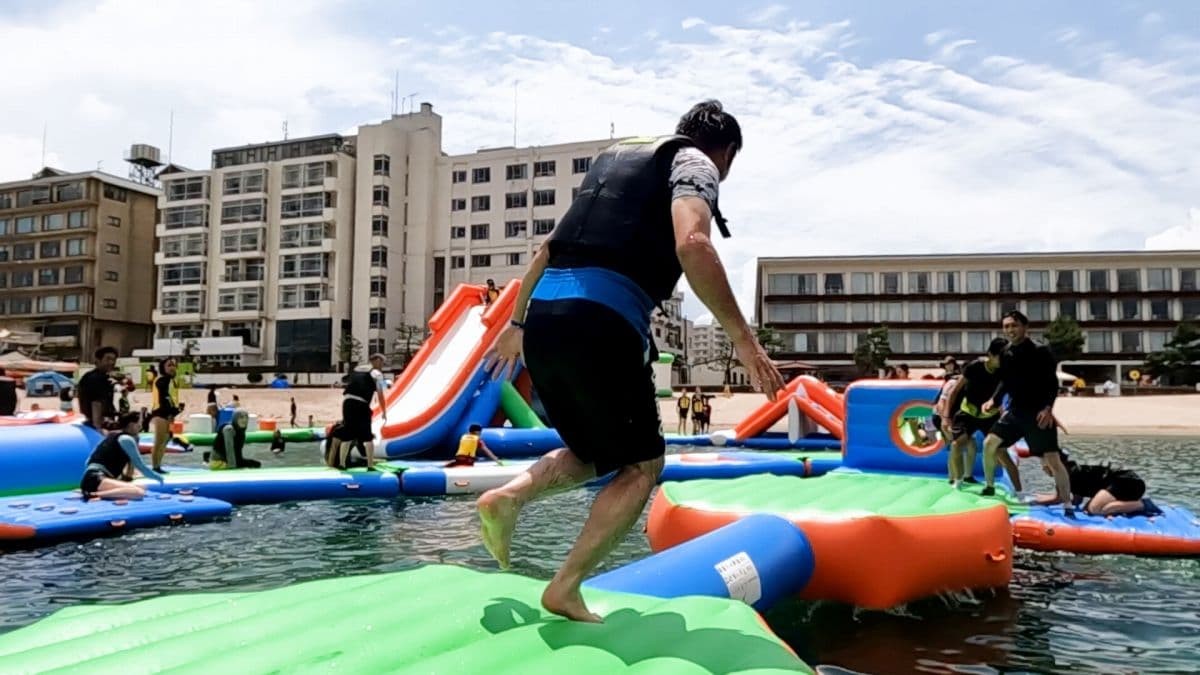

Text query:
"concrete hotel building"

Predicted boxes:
[[153, 103, 686, 368], [0, 168, 158, 357], [756, 251, 1200, 379]]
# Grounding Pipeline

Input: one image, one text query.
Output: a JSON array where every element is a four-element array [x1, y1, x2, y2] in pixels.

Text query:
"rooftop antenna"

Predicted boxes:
[[167, 110, 175, 164], [513, 80, 518, 147], [393, 70, 399, 115], [41, 123, 47, 167], [610, 121, 614, 139], [282, 120, 289, 140]]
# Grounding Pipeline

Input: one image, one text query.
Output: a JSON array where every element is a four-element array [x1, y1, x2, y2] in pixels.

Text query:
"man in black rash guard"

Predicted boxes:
[[981, 310, 1073, 516]]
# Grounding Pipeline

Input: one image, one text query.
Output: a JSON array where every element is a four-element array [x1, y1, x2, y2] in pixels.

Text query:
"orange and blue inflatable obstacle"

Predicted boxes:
[[1011, 501, 1200, 557], [647, 472, 1013, 609]]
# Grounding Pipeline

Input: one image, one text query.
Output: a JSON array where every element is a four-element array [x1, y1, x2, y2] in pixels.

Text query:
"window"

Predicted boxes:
[[997, 271, 1017, 293], [450, 255, 465, 269], [505, 191, 527, 209], [1185, 299, 1200, 320], [1059, 300, 1078, 319], [938, 302, 961, 321], [105, 243, 120, 254], [472, 167, 491, 184], [371, 215, 389, 237], [14, 243, 35, 260], [16, 186, 50, 207], [373, 154, 390, 176], [505, 164, 527, 180], [220, 228, 262, 253], [280, 221, 330, 248], [785, 332, 818, 353], [938, 332, 962, 352], [471, 195, 490, 212], [0, 245, 6, 262], [471, 254, 492, 267], [851, 302, 874, 322], [1148, 331, 1172, 351], [824, 303, 847, 322], [38, 296, 61, 313], [38, 268, 59, 286], [450, 226, 465, 239], [533, 219, 555, 235], [824, 273, 844, 295], [937, 271, 959, 293], [966, 301, 990, 322], [66, 238, 85, 256], [1150, 299, 1171, 321], [907, 302, 932, 321], [765, 303, 817, 323], [164, 205, 207, 229], [1088, 269, 1109, 292], [280, 192, 330, 219], [104, 271, 118, 282], [106, 216, 121, 227], [881, 273, 900, 293], [1181, 269, 1197, 291], [888, 331, 905, 353], [1116, 269, 1140, 292], [65, 266, 84, 283], [16, 216, 35, 233], [368, 307, 387, 330], [217, 288, 261, 312], [766, 273, 818, 295], [909, 332, 933, 352], [221, 198, 265, 224], [532, 189, 555, 207], [1025, 270, 1049, 293], [280, 253, 328, 279], [281, 162, 327, 188], [534, 160, 556, 177], [161, 233, 207, 257], [507, 252, 523, 266], [222, 169, 265, 195], [12, 270, 33, 287], [966, 271, 989, 293], [10, 298, 32, 314], [1027, 300, 1050, 322], [372, 185, 390, 207], [1055, 270, 1077, 292], [0, 272, 5, 288], [1119, 331, 1142, 353], [166, 176, 206, 201], [103, 184, 127, 202], [0, 219, 7, 235], [278, 283, 327, 309], [371, 246, 388, 267], [159, 291, 201, 314], [451, 198, 466, 212], [822, 332, 848, 353], [967, 332, 991, 352], [452, 169, 467, 184], [850, 272, 874, 294], [471, 224, 489, 240], [39, 241, 60, 258], [1119, 299, 1141, 320], [505, 221, 526, 238], [54, 182, 83, 201], [162, 262, 204, 286], [572, 157, 592, 174], [908, 272, 930, 294], [881, 302, 903, 322], [999, 299, 1019, 315], [1089, 299, 1110, 321], [43, 213, 65, 231], [1147, 268, 1171, 291], [63, 294, 81, 312]]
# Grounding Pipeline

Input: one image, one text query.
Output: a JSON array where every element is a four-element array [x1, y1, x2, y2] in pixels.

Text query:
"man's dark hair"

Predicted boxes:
[[469, 424, 482, 434], [95, 346, 118, 361], [676, 100, 742, 154], [158, 357, 175, 372], [987, 337, 1009, 355], [1002, 310, 1029, 325]]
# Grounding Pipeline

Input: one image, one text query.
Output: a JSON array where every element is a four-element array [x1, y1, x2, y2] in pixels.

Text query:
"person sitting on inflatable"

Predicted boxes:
[[206, 409, 262, 470], [80, 412, 164, 500], [1034, 450, 1147, 516], [446, 424, 503, 467]]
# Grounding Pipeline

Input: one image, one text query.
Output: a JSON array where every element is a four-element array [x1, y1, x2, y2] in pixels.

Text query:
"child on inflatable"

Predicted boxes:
[[80, 413, 164, 500], [446, 424, 503, 467]]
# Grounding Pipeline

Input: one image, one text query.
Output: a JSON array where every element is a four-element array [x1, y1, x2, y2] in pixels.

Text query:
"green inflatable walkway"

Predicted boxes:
[[0, 565, 811, 674]]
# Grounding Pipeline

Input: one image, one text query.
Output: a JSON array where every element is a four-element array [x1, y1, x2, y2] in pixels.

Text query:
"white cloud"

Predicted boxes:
[[1145, 208, 1200, 250], [681, 17, 705, 30], [938, 39, 976, 61], [748, 4, 788, 24], [78, 94, 122, 123], [924, 30, 949, 46]]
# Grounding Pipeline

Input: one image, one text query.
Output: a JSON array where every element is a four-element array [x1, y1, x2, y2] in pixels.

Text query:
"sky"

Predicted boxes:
[[2, 0, 1197, 323]]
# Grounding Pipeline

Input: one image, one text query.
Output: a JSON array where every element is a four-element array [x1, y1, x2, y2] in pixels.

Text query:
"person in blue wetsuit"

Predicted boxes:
[[477, 100, 786, 623], [80, 412, 164, 500]]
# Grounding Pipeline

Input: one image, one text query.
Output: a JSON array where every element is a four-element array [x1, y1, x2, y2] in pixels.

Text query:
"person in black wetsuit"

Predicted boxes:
[[0, 367, 16, 416], [206, 409, 261, 470], [77, 346, 118, 429], [80, 413, 164, 500], [981, 311, 1072, 515], [326, 354, 387, 471], [943, 338, 1013, 486], [1035, 450, 1147, 516], [476, 100, 785, 623], [148, 358, 180, 473]]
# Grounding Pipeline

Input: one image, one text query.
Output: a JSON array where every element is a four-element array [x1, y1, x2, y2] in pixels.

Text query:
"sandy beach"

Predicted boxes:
[[20, 384, 1198, 438]]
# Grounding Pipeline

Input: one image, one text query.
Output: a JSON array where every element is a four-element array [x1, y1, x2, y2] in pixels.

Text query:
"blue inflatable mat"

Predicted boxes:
[[0, 491, 230, 544], [1011, 499, 1200, 556], [140, 467, 401, 504]]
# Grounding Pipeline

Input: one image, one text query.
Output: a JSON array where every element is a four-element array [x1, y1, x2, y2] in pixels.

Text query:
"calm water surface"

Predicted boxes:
[[2, 437, 1198, 674]]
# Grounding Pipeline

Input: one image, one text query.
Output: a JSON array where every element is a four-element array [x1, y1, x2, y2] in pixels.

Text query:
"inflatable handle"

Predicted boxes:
[[178, 489, 195, 496], [344, 483, 361, 491], [453, 480, 470, 488], [109, 520, 127, 528], [985, 550, 1008, 563], [169, 513, 183, 522]]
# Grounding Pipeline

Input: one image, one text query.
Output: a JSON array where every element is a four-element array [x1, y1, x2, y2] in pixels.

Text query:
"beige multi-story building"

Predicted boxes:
[[756, 250, 1200, 380], [0, 168, 158, 358]]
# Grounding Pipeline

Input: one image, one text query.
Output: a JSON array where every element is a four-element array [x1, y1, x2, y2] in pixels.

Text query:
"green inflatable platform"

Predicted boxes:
[[141, 427, 323, 447], [0, 565, 811, 674]]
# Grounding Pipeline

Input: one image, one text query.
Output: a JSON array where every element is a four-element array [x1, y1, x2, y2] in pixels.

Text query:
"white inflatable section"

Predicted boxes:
[[440, 460, 538, 495]]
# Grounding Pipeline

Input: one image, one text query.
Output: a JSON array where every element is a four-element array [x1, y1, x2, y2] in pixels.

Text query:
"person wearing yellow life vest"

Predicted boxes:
[[943, 338, 1007, 488], [690, 389, 706, 435], [148, 358, 180, 474], [675, 391, 691, 434], [446, 424, 503, 467]]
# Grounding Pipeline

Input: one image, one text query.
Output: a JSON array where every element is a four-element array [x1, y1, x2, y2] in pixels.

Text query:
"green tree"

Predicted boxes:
[[1044, 315, 1084, 361], [853, 325, 892, 375], [393, 324, 428, 369], [1144, 322, 1200, 386], [756, 327, 786, 355], [336, 332, 363, 371]]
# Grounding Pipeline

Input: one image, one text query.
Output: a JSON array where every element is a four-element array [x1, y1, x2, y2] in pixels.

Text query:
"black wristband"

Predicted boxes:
[[510, 319, 525, 329]]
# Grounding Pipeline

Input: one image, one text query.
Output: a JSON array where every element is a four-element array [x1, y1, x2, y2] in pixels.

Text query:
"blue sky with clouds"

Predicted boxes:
[[2, 1, 1197, 320]]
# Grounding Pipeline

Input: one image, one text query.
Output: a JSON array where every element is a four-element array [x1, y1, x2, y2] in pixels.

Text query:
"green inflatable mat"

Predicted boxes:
[[142, 427, 323, 447], [660, 470, 1025, 517], [0, 565, 811, 674]]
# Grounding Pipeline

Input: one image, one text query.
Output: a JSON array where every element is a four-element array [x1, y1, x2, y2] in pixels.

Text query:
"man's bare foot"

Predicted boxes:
[[477, 489, 520, 569], [542, 580, 602, 623]]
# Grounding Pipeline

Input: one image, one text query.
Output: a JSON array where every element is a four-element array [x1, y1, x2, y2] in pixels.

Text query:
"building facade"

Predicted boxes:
[[0, 168, 158, 358], [756, 251, 1200, 378]]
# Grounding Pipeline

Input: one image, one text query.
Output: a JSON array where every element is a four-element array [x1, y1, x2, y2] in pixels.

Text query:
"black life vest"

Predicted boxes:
[[213, 423, 246, 463], [546, 135, 730, 306], [87, 432, 130, 477], [345, 370, 376, 401]]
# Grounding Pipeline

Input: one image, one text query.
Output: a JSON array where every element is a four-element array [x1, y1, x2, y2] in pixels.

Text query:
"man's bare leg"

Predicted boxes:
[[962, 437, 979, 481], [477, 448, 597, 570], [151, 418, 169, 471], [996, 446, 1023, 492], [947, 438, 962, 484], [1042, 452, 1071, 513], [541, 455, 664, 623]]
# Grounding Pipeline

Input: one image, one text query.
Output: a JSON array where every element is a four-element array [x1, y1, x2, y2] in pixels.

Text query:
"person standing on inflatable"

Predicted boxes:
[[478, 100, 786, 623], [148, 358, 180, 474]]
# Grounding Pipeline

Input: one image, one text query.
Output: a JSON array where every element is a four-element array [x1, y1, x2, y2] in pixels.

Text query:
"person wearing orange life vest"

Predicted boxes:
[[446, 424, 503, 467]]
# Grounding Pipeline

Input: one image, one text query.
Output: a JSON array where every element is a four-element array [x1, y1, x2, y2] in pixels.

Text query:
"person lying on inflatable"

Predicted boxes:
[[204, 409, 262, 470], [80, 412, 164, 500], [1033, 450, 1146, 516], [445, 424, 503, 468]]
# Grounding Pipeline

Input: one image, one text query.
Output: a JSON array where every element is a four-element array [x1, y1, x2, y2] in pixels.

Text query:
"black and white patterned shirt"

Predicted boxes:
[[668, 147, 720, 213]]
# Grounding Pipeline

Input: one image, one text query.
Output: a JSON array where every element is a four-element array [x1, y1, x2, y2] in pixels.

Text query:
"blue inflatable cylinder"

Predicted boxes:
[[450, 374, 507, 449], [583, 514, 815, 612], [0, 423, 104, 496], [479, 427, 563, 458]]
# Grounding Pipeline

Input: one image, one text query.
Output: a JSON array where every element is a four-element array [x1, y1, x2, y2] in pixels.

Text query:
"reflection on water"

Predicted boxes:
[[1, 437, 1198, 674]]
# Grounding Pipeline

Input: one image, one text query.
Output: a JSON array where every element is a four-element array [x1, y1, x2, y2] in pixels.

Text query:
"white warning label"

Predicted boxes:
[[714, 552, 762, 606]]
